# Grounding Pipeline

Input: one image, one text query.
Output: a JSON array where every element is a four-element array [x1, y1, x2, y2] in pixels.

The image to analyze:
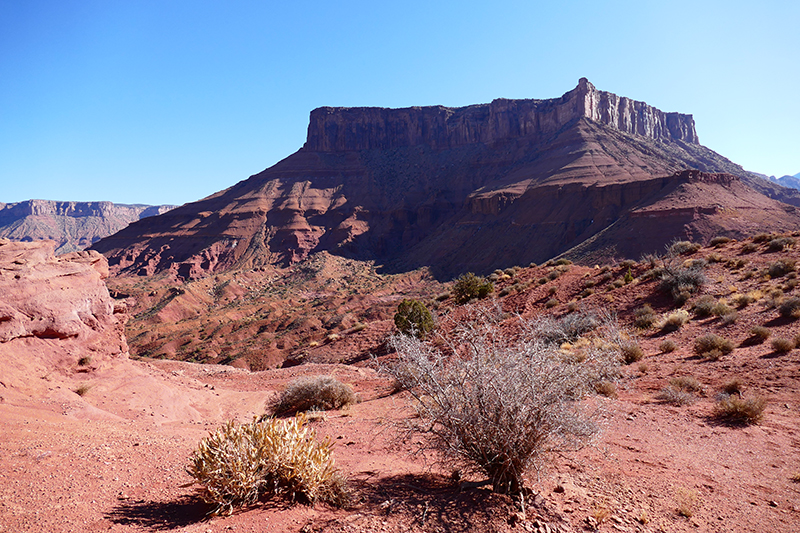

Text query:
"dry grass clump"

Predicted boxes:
[[271, 376, 358, 416], [659, 309, 689, 332], [778, 297, 800, 320], [771, 337, 796, 354], [741, 242, 758, 254], [691, 295, 717, 318], [187, 414, 349, 516], [620, 342, 644, 364], [74, 384, 90, 397], [694, 334, 734, 359], [709, 236, 731, 247], [632, 304, 657, 329], [669, 240, 701, 255], [752, 233, 776, 243], [384, 309, 619, 495], [670, 376, 703, 393], [675, 488, 699, 518], [768, 237, 795, 252], [657, 387, 696, 406], [714, 395, 766, 425], [748, 326, 770, 343], [732, 292, 756, 308], [545, 298, 559, 308], [594, 380, 618, 398], [720, 378, 743, 395], [659, 339, 677, 353]]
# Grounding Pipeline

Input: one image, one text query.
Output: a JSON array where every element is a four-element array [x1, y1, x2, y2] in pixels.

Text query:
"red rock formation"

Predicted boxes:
[[0, 239, 128, 395], [91, 80, 800, 279]]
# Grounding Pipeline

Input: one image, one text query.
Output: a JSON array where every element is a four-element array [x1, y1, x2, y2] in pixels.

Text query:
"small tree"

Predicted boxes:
[[451, 272, 493, 305], [394, 299, 435, 339]]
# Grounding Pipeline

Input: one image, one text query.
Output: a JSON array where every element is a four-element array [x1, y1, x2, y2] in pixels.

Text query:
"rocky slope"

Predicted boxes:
[[0, 200, 175, 255], [91, 79, 800, 280]]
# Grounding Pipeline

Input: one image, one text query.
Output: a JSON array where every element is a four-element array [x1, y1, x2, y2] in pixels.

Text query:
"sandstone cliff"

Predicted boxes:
[[0, 200, 175, 255], [91, 80, 800, 279], [305, 78, 698, 152]]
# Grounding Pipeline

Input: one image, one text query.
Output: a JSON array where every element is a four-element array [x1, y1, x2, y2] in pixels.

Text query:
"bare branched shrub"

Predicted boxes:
[[532, 309, 600, 345], [271, 376, 358, 416], [383, 309, 619, 495], [187, 414, 348, 515]]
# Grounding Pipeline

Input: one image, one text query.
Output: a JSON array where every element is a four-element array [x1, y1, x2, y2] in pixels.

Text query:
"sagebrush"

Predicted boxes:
[[271, 376, 358, 416], [187, 414, 348, 515]]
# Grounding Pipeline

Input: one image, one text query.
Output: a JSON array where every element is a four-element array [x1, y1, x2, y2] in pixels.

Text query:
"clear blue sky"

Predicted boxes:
[[1, 0, 798, 206]]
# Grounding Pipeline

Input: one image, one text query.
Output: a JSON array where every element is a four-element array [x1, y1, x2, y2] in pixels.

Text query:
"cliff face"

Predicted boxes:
[[0, 200, 175, 254], [92, 79, 798, 279], [305, 78, 698, 152]]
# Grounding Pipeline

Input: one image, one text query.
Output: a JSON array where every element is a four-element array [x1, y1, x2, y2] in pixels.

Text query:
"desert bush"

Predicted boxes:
[[706, 252, 724, 263], [594, 380, 618, 398], [545, 298, 559, 308], [732, 293, 756, 308], [660, 309, 689, 332], [620, 343, 644, 364], [554, 258, 572, 266], [741, 242, 758, 254], [533, 310, 600, 345], [659, 262, 706, 304], [768, 237, 795, 252], [726, 258, 747, 270], [657, 387, 696, 406], [720, 378, 743, 395], [749, 326, 770, 342], [709, 236, 731, 247], [567, 301, 580, 312], [271, 376, 358, 416], [668, 240, 701, 256], [187, 414, 348, 515], [633, 304, 657, 329], [394, 299, 435, 339], [778, 297, 800, 319], [691, 295, 717, 317], [767, 259, 796, 278], [659, 339, 677, 353], [384, 311, 620, 495], [670, 376, 703, 393], [719, 310, 738, 326], [771, 337, 796, 354], [452, 273, 493, 305], [711, 301, 734, 317], [694, 334, 734, 358], [714, 395, 766, 425], [752, 233, 775, 243], [74, 384, 90, 397]]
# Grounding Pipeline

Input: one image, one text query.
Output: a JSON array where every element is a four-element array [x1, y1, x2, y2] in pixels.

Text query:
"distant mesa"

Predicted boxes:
[[90, 79, 800, 280], [0, 200, 175, 255]]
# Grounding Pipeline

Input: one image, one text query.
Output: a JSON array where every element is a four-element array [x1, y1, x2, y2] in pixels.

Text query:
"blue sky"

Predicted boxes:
[[1, 1, 798, 206]]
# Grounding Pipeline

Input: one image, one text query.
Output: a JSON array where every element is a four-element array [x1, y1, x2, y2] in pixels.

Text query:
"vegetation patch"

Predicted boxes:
[[270, 376, 358, 416], [694, 334, 734, 359], [714, 396, 766, 425]]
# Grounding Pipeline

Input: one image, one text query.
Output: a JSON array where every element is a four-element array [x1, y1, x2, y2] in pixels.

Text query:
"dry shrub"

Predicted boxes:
[[768, 237, 795, 252], [187, 414, 348, 515], [620, 343, 644, 364], [633, 304, 657, 329], [670, 376, 703, 393], [732, 293, 756, 308], [660, 309, 689, 332], [545, 298, 559, 308], [767, 259, 796, 278], [748, 326, 770, 343], [741, 242, 758, 253], [692, 295, 717, 318], [714, 395, 766, 425], [384, 309, 620, 495], [709, 236, 731, 247], [721, 378, 743, 395], [594, 380, 618, 398], [669, 240, 701, 255], [657, 387, 696, 406], [752, 233, 776, 243], [533, 310, 600, 345], [271, 376, 358, 416], [74, 384, 90, 397], [659, 339, 677, 353], [771, 337, 796, 354], [676, 488, 698, 517], [779, 297, 800, 320], [711, 301, 734, 317], [659, 262, 706, 304], [694, 334, 734, 358]]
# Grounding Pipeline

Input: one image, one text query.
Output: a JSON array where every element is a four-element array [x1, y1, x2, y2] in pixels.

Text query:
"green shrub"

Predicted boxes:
[[452, 273, 494, 305], [694, 334, 734, 358], [394, 299, 435, 339], [187, 415, 348, 515], [714, 396, 766, 425], [271, 376, 358, 416]]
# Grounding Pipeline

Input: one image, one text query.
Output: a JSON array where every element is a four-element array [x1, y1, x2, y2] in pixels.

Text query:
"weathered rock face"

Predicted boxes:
[[0, 200, 175, 255], [91, 80, 799, 279], [305, 78, 698, 152]]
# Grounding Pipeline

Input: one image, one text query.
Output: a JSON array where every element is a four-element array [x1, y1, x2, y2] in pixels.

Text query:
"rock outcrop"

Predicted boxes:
[[91, 80, 800, 279], [0, 200, 175, 255], [0, 239, 128, 395]]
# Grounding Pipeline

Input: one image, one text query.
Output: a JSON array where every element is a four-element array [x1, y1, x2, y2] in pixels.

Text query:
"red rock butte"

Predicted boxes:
[[91, 79, 800, 280]]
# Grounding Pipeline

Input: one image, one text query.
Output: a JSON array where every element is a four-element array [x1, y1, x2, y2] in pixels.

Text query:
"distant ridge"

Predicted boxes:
[[0, 200, 175, 255]]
